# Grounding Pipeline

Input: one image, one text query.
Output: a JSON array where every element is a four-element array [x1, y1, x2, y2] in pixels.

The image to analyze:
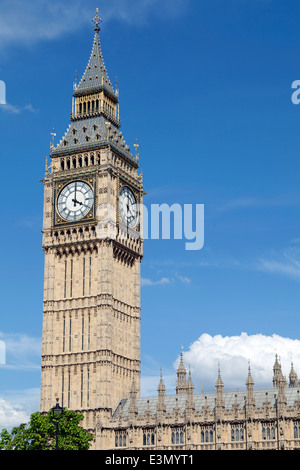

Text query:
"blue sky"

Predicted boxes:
[[2, 0, 300, 427]]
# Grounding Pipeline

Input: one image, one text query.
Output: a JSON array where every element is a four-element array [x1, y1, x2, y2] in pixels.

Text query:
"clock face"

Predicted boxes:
[[119, 186, 138, 227], [57, 181, 94, 222]]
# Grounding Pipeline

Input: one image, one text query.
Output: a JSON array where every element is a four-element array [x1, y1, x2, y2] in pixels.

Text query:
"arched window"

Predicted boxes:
[[171, 427, 184, 445], [262, 423, 275, 441], [231, 424, 245, 442], [115, 430, 127, 448], [143, 429, 155, 447], [201, 426, 214, 443]]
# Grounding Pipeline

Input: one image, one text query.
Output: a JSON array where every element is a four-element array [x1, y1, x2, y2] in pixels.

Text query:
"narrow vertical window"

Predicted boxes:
[[63, 317, 66, 352], [81, 315, 84, 350], [89, 257, 92, 295], [87, 369, 90, 408], [64, 260, 67, 298], [62, 370, 65, 407], [68, 371, 71, 408], [81, 369, 83, 408], [88, 313, 91, 349], [69, 317, 72, 352], [83, 258, 86, 296], [70, 259, 73, 297]]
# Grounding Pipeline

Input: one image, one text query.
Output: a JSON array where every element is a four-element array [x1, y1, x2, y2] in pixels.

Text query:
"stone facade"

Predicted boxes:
[[40, 11, 300, 451], [97, 354, 300, 451], [40, 10, 143, 440]]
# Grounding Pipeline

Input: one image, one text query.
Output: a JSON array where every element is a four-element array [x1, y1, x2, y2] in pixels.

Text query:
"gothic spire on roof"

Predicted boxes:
[[73, 8, 117, 101], [157, 370, 166, 414], [289, 362, 299, 388], [128, 378, 138, 419], [246, 361, 254, 387], [273, 354, 284, 389], [186, 369, 195, 413], [215, 363, 225, 417], [215, 363, 224, 389], [176, 350, 187, 395], [245, 362, 255, 414]]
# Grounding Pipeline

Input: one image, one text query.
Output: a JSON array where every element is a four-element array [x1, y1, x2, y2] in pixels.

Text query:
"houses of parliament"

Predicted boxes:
[[40, 10, 300, 450]]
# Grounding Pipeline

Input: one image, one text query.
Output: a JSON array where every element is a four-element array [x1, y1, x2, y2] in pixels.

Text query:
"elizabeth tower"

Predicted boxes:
[[40, 11, 143, 437]]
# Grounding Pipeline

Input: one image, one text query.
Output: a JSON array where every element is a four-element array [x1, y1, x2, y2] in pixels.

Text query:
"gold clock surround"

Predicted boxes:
[[54, 176, 96, 226]]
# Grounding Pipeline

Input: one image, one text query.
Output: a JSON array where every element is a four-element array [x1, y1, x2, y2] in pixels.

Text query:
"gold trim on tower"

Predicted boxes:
[[54, 176, 96, 227]]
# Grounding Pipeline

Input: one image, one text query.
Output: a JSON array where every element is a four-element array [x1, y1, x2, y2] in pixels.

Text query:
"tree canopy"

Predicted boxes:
[[0, 407, 94, 450]]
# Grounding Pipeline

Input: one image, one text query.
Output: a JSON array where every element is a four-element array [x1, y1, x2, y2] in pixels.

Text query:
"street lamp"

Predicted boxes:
[[52, 398, 63, 450]]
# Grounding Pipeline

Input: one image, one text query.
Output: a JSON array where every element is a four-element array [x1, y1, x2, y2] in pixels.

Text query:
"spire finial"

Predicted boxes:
[[50, 128, 56, 150], [93, 8, 102, 32], [134, 139, 139, 157]]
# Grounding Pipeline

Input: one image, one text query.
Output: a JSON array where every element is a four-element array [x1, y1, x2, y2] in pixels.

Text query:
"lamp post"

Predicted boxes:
[[52, 398, 63, 450]]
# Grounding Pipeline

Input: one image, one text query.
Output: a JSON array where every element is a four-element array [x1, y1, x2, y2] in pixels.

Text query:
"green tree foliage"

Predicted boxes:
[[0, 408, 93, 450]]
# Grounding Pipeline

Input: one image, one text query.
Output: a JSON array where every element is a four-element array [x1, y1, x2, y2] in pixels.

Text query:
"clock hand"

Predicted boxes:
[[72, 198, 83, 206]]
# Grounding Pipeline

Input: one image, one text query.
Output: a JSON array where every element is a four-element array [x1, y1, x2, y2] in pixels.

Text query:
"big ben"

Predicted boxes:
[[40, 9, 143, 443]]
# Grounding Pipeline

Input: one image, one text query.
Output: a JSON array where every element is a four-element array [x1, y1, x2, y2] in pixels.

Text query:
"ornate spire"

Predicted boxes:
[[157, 370, 166, 414], [215, 364, 225, 419], [273, 354, 284, 388], [50, 10, 138, 166], [176, 350, 187, 395], [245, 362, 255, 414], [186, 369, 195, 414], [128, 379, 138, 419], [215, 363, 224, 389], [289, 362, 299, 388], [74, 9, 117, 100], [245, 361, 254, 387], [277, 372, 287, 408]]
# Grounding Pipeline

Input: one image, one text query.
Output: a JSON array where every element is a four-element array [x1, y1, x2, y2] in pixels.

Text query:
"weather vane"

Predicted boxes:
[[93, 8, 102, 32]]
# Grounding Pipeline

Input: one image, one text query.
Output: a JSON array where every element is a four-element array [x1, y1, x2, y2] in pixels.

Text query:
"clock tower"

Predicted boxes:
[[40, 10, 143, 440]]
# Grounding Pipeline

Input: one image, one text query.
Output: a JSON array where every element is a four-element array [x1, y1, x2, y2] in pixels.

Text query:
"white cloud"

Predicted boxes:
[[175, 274, 191, 285], [141, 273, 191, 286], [0, 388, 40, 430], [258, 247, 300, 282], [0, 332, 41, 371], [0, 0, 87, 47], [176, 332, 300, 392], [0, 102, 37, 114], [218, 191, 300, 212], [141, 277, 172, 286], [0, 0, 188, 49], [0, 397, 29, 430]]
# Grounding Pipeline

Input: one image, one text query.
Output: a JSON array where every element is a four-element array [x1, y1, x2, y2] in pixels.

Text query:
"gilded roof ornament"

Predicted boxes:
[[93, 8, 102, 32]]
